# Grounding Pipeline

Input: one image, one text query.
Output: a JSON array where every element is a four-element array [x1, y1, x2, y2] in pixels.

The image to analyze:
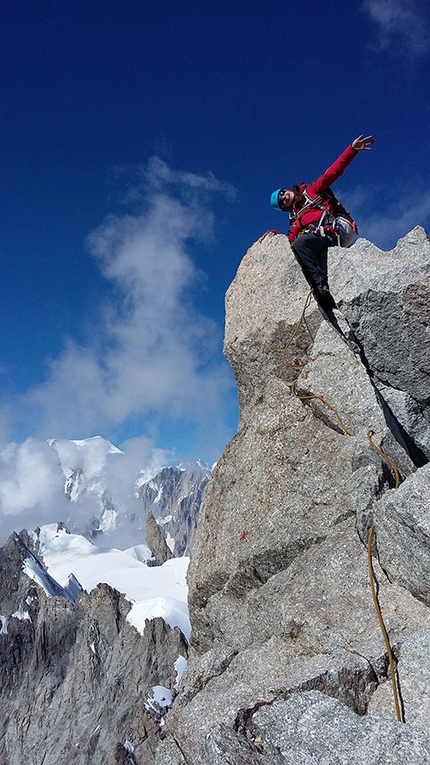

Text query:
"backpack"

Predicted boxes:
[[301, 187, 358, 248]]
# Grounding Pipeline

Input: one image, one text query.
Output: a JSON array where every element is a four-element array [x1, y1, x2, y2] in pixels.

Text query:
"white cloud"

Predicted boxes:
[[0, 438, 67, 540], [123, 155, 237, 207], [15, 160, 236, 457], [0, 160, 236, 539], [144, 156, 237, 198], [362, 0, 430, 57], [334, 178, 430, 249], [0, 435, 173, 544], [0, 438, 64, 516], [340, 183, 430, 249], [363, 191, 430, 246]]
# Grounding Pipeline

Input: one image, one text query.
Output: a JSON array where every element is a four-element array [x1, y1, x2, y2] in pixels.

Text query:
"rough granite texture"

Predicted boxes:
[[0, 530, 187, 765], [158, 228, 430, 764]]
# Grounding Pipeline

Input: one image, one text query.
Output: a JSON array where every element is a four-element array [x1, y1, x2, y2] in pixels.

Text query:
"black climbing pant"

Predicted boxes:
[[292, 231, 337, 288]]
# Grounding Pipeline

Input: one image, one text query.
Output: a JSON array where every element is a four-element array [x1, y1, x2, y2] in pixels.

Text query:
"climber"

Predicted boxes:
[[270, 134, 374, 306]]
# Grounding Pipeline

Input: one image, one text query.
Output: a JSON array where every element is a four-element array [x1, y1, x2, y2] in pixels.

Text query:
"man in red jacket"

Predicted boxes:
[[270, 135, 374, 306]]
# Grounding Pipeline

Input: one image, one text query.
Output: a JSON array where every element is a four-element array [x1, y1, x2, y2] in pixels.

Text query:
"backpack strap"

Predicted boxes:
[[290, 188, 331, 229]]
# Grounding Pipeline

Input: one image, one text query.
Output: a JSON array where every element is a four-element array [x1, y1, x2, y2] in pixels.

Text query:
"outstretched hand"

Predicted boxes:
[[352, 135, 374, 151]]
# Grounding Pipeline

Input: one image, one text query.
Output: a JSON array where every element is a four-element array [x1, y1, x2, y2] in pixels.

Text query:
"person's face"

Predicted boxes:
[[279, 189, 295, 210]]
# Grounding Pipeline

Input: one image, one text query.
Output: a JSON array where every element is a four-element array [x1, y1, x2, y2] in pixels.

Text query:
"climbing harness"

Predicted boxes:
[[290, 188, 358, 248], [284, 290, 404, 723]]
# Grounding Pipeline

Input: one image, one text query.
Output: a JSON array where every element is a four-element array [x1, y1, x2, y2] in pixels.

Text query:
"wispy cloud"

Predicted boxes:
[[361, 0, 430, 57], [143, 156, 237, 199], [363, 190, 430, 247], [340, 182, 430, 249], [117, 155, 237, 211], [9, 159, 237, 461]]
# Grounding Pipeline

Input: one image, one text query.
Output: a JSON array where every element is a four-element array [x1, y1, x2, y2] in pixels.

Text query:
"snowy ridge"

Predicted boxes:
[[23, 555, 83, 604], [27, 524, 191, 639]]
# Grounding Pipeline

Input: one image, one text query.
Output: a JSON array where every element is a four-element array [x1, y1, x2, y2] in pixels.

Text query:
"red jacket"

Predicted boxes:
[[287, 144, 358, 243]]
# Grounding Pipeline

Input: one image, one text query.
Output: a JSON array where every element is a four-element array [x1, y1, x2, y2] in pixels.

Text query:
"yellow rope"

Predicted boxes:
[[367, 430, 400, 489], [282, 291, 404, 722], [290, 379, 354, 436], [367, 524, 403, 722], [366, 429, 402, 722], [282, 288, 313, 368]]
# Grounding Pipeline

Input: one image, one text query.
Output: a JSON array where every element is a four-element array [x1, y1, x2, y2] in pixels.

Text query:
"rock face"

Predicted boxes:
[[146, 509, 176, 565], [0, 531, 187, 765], [138, 462, 211, 556], [159, 228, 430, 763]]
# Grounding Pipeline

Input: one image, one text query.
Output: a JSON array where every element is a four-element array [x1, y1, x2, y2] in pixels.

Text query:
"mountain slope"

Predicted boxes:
[[138, 461, 211, 556], [0, 524, 189, 764], [0, 436, 211, 554]]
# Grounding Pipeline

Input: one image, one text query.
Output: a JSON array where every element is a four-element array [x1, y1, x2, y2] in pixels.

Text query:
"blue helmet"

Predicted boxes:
[[271, 188, 286, 211]]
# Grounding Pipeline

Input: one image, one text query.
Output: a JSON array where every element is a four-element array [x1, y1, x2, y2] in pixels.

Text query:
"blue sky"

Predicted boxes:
[[1, 0, 430, 467]]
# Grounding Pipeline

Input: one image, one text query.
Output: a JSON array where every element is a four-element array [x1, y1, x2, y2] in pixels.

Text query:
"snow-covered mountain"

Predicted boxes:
[[138, 460, 211, 556], [2, 435, 212, 552], [47, 435, 156, 546], [0, 434, 212, 763], [27, 522, 191, 638]]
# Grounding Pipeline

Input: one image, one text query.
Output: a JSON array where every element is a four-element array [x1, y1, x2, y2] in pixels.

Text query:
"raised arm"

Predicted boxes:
[[307, 135, 374, 197]]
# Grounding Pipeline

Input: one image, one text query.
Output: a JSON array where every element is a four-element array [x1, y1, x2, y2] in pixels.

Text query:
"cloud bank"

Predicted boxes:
[[363, 190, 430, 246], [340, 183, 430, 249], [0, 435, 171, 544]]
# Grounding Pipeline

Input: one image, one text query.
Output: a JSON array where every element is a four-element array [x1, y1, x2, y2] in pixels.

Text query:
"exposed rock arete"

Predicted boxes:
[[159, 228, 430, 764]]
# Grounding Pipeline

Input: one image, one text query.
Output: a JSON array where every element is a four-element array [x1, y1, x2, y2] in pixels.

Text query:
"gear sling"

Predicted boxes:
[[292, 187, 357, 248]]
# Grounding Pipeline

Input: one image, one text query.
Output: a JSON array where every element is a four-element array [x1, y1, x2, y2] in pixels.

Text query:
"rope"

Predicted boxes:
[[282, 288, 313, 368], [283, 290, 404, 722], [367, 430, 400, 489], [285, 290, 354, 435], [366, 429, 402, 722], [367, 524, 403, 722], [290, 380, 354, 436]]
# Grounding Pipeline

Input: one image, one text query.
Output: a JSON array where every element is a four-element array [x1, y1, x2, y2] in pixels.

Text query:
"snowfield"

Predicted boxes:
[[24, 523, 191, 639]]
